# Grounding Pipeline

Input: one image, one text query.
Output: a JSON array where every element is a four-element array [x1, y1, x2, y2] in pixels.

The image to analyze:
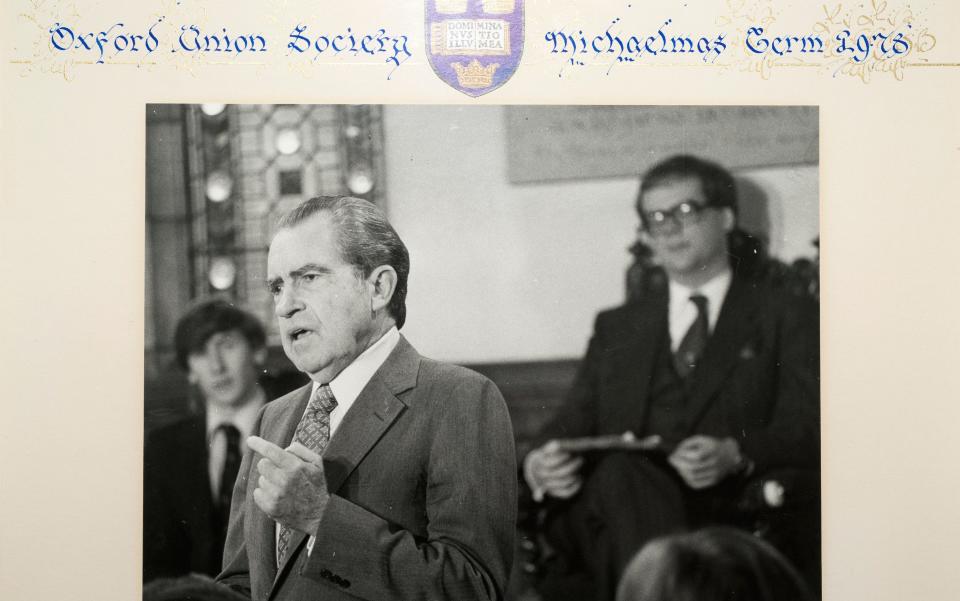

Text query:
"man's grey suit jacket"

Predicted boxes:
[[218, 336, 517, 601]]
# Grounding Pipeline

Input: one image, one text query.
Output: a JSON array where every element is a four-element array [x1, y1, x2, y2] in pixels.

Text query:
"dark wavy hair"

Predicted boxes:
[[635, 154, 738, 220], [173, 299, 266, 369]]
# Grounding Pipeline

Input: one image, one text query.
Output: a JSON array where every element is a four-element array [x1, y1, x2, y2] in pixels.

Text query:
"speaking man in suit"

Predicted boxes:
[[144, 300, 269, 582], [523, 155, 819, 600], [217, 196, 517, 601]]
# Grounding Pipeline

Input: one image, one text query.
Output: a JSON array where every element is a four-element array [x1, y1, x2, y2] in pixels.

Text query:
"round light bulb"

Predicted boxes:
[[275, 128, 302, 155], [209, 257, 237, 290], [346, 169, 374, 195], [205, 171, 233, 203]]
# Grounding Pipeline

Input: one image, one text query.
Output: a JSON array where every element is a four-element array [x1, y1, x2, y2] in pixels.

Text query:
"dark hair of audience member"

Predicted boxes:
[[173, 299, 267, 369], [616, 527, 813, 601], [635, 154, 738, 218], [143, 574, 250, 601]]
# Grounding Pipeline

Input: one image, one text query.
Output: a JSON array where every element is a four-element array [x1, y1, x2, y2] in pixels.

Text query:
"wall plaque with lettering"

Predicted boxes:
[[505, 106, 818, 183]]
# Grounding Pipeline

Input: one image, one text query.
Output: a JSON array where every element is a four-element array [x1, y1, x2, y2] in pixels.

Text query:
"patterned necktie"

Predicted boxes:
[[216, 423, 242, 530], [276, 384, 338, 567], [675, 294, 709, 378]]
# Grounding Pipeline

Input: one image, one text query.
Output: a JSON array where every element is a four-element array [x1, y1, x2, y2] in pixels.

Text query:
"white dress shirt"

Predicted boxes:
[[667, 269, 732, 350], [316, 325, 401, 438], [206, 386, 267, 498]]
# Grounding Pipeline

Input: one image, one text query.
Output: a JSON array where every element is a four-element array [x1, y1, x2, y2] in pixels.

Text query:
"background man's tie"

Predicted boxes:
[[276, 384, 338, 567], [215, 424, 241, 531], [674, 294, 709, 378]]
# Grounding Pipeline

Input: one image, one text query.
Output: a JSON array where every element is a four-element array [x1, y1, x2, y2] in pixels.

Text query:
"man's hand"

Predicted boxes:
[[668, 435, 743, 490], [247, 436, 329, 535], [525, 440, 584, 499]]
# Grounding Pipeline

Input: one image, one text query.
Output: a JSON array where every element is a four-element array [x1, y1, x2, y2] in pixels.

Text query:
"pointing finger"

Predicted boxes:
[[248, 436, 298, 468]]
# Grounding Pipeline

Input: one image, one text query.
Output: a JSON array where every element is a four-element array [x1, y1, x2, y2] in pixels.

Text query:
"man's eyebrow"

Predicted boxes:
[[290, 263, 332, 277], [266, 263, 333, 288]]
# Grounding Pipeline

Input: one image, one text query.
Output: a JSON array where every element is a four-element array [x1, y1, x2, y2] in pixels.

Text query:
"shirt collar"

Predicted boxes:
[[205, 385, 267, 441], [312, 326, 401, 412], [668, 268, 732, 331]]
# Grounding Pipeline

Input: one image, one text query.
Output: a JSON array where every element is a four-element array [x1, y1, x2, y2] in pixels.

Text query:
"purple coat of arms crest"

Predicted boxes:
[[425, 0, 524, 97]]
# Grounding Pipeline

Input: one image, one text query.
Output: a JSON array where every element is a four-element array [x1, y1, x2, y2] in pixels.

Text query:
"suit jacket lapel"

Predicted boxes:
[[685, 276, 759, 427], [607, 295, 668, 433], [181, 416, 215, 525], [256, 384, 311, 591], [266, 338, 419, 594], [322, 336, 418, 494]]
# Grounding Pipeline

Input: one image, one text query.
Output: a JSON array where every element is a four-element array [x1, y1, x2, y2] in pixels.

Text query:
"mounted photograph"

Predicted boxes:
[[143, 104, 820, 601]]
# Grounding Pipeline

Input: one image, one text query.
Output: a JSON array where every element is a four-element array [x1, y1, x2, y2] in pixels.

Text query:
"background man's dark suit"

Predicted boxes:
[[545, 274, 818, 467], [144, 416, 224, 581], [218, 336, 517, 601], [535, 273, 819, 598], [144, 299, 279, 583]]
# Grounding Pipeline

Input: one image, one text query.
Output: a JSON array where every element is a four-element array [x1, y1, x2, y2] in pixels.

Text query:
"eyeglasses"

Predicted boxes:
[[640, 200, 713, 236]]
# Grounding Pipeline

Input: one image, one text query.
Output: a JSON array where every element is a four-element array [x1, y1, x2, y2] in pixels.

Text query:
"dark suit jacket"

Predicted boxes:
[[217, 336, 517, 601], [144, 416, 222, 582], [538, 274, 820, 475]]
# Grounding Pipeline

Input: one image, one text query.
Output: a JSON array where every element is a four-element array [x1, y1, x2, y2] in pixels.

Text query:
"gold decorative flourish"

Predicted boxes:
[[713, 0, 941, 82], [812, 0, 938, 82]]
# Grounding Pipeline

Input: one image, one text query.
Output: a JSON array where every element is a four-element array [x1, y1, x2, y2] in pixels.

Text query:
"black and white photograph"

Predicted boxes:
[[143, 104, 820, 601]]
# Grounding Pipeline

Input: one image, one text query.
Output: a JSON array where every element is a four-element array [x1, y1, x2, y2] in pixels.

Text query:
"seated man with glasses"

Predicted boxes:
[[523, 155, 819, 601]]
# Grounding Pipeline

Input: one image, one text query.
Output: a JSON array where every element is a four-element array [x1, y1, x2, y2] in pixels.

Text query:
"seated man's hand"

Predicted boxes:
[[524, 440, 584, 500], [247, 436, 329, 534], [668, 435, 743, 490]]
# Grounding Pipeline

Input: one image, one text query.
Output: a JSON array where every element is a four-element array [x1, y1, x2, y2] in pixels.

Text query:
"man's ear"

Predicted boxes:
[[367, 265, 398, 313]]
